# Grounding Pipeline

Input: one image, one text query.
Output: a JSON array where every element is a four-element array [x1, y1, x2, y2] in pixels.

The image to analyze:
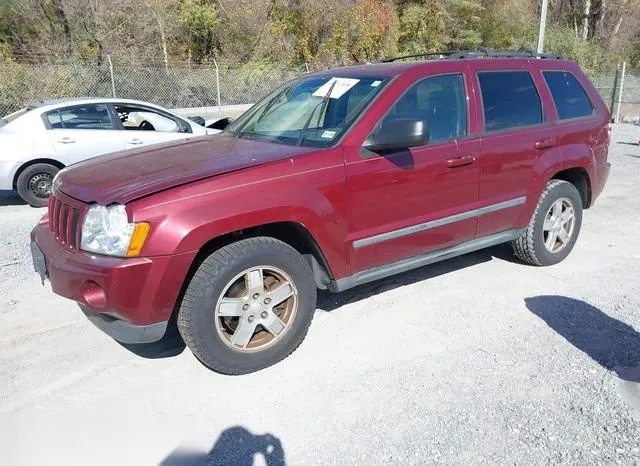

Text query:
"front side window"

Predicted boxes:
[[543, 71, 596, 120], [478, 71, 543, 132], [114, 104, 187, 133], [45, 104, 114, 130], [224, 75, 391, 147], [373, 73, 467, 144]]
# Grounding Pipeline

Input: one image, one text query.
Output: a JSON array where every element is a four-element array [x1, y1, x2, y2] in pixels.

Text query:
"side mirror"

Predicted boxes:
[[363, 118, 429, 153], [187, 116, 206, 126], [207, 117, 234, 130]]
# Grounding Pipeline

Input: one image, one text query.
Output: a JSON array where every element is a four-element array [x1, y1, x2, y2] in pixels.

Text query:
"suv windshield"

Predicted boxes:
[[224, 75, 391, 147]]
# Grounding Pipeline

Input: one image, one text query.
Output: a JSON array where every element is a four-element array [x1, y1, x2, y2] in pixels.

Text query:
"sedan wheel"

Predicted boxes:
[[16, 163, 60, 207]]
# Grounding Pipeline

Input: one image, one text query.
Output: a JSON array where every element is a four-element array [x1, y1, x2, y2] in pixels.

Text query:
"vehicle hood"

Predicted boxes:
[[56, 135, 316, 204]]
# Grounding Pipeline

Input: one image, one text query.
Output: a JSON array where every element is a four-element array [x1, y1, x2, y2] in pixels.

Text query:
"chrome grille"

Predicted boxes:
[[48, 194, 82, 249]]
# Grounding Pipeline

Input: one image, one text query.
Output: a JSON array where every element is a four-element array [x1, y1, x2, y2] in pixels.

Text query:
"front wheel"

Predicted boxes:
[[177, 237, 317, 375], [512, 179, 583, 266], [16, 163, 60, 207]]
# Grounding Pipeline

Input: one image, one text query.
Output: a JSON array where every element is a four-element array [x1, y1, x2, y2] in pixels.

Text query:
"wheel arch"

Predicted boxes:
[[12, 158, 65, 190], [182, 221, 335, 293], [551, 166, 591, 209]]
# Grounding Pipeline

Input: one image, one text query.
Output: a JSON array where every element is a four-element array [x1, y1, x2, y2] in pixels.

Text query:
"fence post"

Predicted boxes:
[[213, 58, 221, 116], [610, 65, 619, 117], [615, 61, 626, 123], [107, 54, 116, 98]]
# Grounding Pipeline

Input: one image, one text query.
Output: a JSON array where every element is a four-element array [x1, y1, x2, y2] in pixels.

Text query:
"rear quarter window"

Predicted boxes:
[[542, 71, 596, 120], [477, 71, 543, 132]]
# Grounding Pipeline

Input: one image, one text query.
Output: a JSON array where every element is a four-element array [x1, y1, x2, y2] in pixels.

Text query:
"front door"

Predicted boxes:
[[44, 103, 124, 164], [345, 71, 481, 273], [111, 103, 192, 150]]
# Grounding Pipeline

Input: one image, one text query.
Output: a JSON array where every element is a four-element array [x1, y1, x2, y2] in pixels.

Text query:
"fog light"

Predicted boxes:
[[81, 280, 106, 309]]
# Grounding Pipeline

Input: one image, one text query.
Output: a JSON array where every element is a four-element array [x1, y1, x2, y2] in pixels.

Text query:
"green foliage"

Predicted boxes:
[[480, 0, 537, 50], [442, 0, 484, 50], [543, 26, 611, 74], [398, 2, 446, 54], [348, 0, 398, 61], [0, 0, 635, 73], [175, 0, 220, 62]]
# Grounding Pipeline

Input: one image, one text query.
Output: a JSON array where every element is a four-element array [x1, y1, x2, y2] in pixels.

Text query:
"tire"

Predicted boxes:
[[177, 237, 317, 375], [16, 163, 60, 208], [512, 179, 583, 266]]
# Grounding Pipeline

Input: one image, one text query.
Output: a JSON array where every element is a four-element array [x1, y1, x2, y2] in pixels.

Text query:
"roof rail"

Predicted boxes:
[[378, 51, 460, 63], [447, 48, 564, 59], [378, 48, 565, 63]]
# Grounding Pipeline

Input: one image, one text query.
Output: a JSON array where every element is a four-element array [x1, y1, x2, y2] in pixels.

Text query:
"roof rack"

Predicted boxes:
[[378, 48, 565, 63], [447, 49, 564, 59], [378, 51, 460, 62]]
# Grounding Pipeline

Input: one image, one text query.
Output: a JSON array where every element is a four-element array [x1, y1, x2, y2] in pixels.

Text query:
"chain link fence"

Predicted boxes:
[[0, 61, 307, 117], [1, 60, 639, 122]]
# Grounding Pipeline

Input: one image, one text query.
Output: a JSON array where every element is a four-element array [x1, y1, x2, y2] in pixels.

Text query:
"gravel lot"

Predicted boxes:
[[1, 125, 640, 466]]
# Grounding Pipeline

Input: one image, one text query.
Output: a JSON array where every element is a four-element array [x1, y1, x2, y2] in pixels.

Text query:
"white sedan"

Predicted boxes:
[[0, 97, 227, 207]]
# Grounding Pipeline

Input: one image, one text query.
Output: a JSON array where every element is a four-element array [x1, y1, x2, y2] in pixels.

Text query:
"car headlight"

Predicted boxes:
[[81, 204, 150, 257]]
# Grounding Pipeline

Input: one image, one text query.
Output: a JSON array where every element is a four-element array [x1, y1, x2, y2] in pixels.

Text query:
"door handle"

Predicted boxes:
[[58, 137, 75, 144], [446, 154, 476, 168], [128, 138, 144, 145], [534, 138, 554, 150]]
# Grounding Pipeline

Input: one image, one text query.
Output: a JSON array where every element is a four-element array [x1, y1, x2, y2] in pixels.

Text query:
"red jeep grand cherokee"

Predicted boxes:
[[30, 50, 611, 374]]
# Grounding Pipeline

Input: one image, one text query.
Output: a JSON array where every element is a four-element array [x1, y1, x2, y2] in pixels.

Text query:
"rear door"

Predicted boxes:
[[469, 62, 558, 238], [44, 103, 124, 164]]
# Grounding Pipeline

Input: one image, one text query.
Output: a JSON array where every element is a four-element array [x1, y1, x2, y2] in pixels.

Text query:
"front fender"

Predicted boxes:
[[129, 150, 351, 279]]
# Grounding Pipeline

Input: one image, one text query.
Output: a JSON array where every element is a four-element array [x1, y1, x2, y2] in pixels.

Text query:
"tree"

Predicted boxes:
[[398, 1, 446, 54]]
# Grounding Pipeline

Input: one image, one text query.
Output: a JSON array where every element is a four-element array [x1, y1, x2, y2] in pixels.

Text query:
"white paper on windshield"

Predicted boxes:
[[312, 78, 360, 99]]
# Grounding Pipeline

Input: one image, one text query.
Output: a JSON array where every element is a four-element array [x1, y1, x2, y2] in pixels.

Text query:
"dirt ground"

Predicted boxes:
[[1, 125, 639, 466]]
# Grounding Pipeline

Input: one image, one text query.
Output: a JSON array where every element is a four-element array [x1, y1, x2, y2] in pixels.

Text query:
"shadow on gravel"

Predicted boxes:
[[0, 190, 26, 206], [318, 243, 519, 312], [116, 315, 186, 359], [160, 426, 285, 466], [525, 296, 640, 382]]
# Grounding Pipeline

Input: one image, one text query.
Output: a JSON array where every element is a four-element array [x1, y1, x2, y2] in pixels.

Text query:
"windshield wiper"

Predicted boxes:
[[233, 87, 290, 138], [297, 79, 337, 147]]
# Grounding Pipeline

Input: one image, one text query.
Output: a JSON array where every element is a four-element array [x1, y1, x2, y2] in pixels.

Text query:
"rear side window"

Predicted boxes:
[[45, 105, 115, 130], [478, 71, 543, 132], [543, 71, 596, 120]]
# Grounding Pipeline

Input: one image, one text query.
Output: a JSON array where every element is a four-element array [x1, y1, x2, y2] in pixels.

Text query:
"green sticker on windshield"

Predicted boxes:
[[321, 130, 336, 139]]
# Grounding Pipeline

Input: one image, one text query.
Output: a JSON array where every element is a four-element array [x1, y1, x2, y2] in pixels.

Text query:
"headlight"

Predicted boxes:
[[81, 204, 150, 257]]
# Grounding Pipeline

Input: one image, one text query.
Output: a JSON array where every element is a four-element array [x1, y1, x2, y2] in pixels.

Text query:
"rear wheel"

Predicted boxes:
[[512, 179, 583, 266], [16, 163, 60, 208], [177, 237, 317, 375]]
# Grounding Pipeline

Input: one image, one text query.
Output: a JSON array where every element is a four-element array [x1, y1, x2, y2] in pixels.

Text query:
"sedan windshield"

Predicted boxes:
[[224, 75, 391, 147]]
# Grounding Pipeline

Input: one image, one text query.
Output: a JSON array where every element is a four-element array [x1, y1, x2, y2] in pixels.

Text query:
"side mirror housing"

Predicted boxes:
[[363, 118, 429, 153], [187, 116, 206, 126]]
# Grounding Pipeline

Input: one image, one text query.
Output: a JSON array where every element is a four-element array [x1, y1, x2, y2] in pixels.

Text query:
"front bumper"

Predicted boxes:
[[31, 219, 197, 344]]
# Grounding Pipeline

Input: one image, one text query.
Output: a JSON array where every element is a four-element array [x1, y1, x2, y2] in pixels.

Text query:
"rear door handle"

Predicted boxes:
[[535, 138, 554, 150], [128, 138, 144, 145], [58, 137, 75, 144], [446, 154, 476, 168]]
